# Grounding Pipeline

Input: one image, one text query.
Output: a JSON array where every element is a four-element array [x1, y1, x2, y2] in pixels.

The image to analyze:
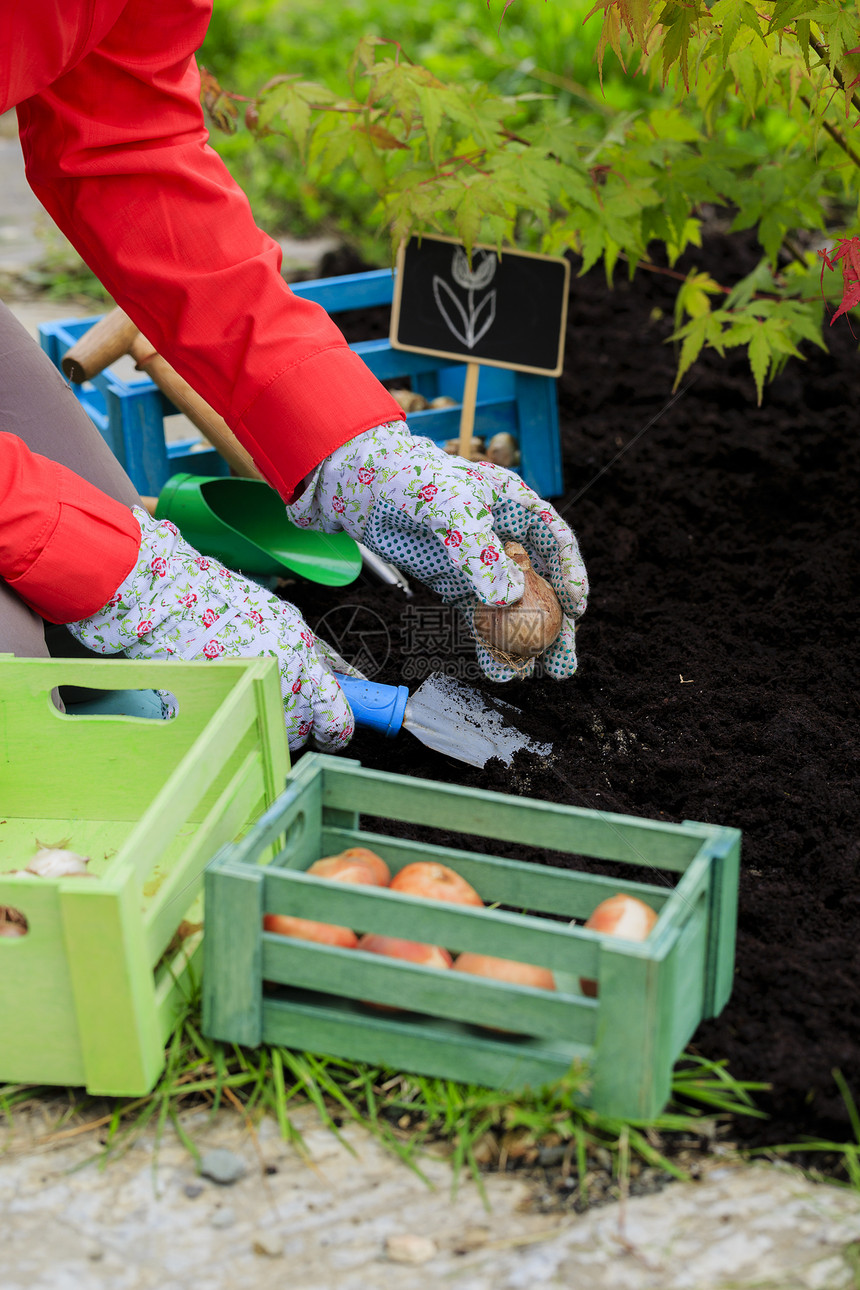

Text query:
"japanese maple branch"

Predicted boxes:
[[617, 251, 844, 306], [808, 32, 860, 119]]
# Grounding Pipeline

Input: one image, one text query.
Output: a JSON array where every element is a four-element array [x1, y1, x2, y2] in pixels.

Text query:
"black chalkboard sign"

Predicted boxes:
[[390, 235, 570, 377]]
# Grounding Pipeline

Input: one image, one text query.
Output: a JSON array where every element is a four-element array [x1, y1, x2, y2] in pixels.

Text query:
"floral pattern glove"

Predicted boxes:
[[287, 422, 588, 681], [67, 508, 354, 752]]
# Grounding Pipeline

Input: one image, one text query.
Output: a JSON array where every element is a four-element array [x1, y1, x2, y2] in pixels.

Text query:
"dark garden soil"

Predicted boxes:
[[287, 230, 860, 1156]]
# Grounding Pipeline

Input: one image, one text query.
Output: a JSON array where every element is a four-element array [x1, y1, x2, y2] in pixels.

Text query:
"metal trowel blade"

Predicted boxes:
[[402, 672, 553, 769]]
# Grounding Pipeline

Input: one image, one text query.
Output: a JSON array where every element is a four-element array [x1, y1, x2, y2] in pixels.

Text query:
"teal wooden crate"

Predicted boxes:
[[202, 754, 740, 1119], [0, 655, 289, 1096]]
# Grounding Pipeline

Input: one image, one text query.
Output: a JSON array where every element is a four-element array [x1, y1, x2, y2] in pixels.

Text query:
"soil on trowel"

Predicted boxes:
[[286, 228, 860, 1158]]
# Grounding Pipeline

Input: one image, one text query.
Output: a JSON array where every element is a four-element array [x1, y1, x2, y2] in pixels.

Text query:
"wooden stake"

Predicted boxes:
[[457, 361, 480, 459]]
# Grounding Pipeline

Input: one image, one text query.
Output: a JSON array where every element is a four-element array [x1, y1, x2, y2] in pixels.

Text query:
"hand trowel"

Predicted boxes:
[[334, 671, 553, 769]]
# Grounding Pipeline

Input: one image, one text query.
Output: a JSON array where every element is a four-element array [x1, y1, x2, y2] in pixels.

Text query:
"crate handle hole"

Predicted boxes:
[[0, 906, 29, 938], [282, 812, 306, 853], [59, 688, 177, 721]]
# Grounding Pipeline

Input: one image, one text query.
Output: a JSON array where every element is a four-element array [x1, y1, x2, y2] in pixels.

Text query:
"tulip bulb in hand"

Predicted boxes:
[[473, 542, 562, 660]]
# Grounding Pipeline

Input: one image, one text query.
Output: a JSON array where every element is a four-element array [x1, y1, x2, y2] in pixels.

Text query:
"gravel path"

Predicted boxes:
[[4, 1105, 860, 1290]]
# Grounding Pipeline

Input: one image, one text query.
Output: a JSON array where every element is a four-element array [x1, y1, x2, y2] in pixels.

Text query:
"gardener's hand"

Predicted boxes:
[[286, 421, 588, 681], [66, 509, 355, 752]]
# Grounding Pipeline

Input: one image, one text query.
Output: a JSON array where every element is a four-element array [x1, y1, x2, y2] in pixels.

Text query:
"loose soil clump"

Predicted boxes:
[[288, 231, 860, 1154]]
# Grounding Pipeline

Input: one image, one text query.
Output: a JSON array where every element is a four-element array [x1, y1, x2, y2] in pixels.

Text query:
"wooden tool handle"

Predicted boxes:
[[61, 308, 140, 383], [128, 334, 263, 481]]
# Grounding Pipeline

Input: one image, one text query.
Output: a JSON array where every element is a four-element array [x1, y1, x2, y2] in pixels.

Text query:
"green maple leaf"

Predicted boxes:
[[675, 268, 723, 326], [522, 117, 588, 167], [309, 117, 355, 173], [453, 186, 484, 256], [729, 46, 761, 114], [349, 128, 389, 192], [724, 260, 778, 310], [659, 2, 699, 89], [577, 215, 607, 276], [747, 322, 772, 403], [767, 0, 823, 33], [416, 84, 445, 161], [670, 311, 726, 387], [648, 108, 701, 142]]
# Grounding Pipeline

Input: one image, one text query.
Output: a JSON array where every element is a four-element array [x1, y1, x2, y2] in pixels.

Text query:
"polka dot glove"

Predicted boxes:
[[67, 509, 355, 752], [286, 421, 588, 681]]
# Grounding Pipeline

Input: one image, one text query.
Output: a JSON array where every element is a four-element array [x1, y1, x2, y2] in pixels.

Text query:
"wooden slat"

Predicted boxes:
[[119, 673, 264, 885], [318, 825, 674, 919], [227, 754, 323, 867], [664, 899, 708, 1058], [700, 827, 742, 1015], [262, 869, 601, 975], [0, 877, 86, 1087], [350, 338, 460, 382], [2, 657, 261, 819], [261, 992, 593, 1093], [261, 936, 597, 1043], [289, 268, 394, 312], [405, 399, 519, 441], [144, 749, 267, 963], [589, 949, 658, 1119], [203, 862, 265, 1048], [319, 763, 712, 872], [60, 873, 161, 1095]]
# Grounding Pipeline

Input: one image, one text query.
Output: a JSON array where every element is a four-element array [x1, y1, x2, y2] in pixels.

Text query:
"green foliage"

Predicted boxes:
[[199, 0, 665, 253], [204, 0, 860, 399]]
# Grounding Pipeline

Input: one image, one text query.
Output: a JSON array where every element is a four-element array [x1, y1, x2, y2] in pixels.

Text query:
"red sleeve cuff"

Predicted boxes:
[[0, 438, 141, 624], [233, 346, 406, 502]]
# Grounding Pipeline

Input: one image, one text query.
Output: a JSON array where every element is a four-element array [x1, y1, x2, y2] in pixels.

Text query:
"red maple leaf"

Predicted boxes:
[[818, 236, 860, 325]]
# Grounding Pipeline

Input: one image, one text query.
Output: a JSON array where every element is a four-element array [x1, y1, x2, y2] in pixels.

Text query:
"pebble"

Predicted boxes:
[[252, 1232, 284, 1258], [385, 1233, 438, 1264], [199, 1148, 247, 1186], [452, 1226, 492, 1255], [210, 1206, 237, 1230], [184, 1183, 204, 1199]]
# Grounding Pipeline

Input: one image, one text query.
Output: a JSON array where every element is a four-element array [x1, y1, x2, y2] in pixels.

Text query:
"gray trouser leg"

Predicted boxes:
[[0, 299, 141, 656]]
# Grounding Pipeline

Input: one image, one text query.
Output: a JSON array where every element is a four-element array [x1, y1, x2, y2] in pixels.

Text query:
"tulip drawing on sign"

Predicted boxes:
[[433, 248, 498, 349]]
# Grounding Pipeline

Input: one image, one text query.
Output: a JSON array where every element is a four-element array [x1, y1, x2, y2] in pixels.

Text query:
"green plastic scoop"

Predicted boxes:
[[155, 474, 362, 586]]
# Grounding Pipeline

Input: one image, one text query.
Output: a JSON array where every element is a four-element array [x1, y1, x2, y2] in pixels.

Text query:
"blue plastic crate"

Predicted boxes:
[[40, 269, 564, 498]]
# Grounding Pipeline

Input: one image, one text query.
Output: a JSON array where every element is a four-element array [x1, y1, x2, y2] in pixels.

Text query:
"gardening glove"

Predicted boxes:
[[66, 508, 355, 752], [286, 421, 588, 681]]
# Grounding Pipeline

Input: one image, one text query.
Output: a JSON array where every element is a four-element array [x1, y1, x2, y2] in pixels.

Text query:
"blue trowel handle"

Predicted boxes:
[[334, 673, 409, 738]]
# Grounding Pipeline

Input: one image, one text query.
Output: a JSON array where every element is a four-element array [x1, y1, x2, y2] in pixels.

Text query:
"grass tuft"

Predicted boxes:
[[750, 1069, 860, 1191], [1, 996, 770, 1207]]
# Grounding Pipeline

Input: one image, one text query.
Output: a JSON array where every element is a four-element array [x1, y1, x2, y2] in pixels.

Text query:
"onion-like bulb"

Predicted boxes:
[[473, 542, 563, 660], [27, 847, 92, 878]]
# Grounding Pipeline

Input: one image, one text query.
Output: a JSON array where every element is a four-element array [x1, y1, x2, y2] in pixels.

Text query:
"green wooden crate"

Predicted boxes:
[[202, 754, 740, 1119], [0, 655, 289, 1096]]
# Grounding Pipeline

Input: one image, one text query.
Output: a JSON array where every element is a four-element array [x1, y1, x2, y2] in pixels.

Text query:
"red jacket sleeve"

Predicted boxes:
[[0, 434, 141, 624], [13, 0, 403, 502]]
